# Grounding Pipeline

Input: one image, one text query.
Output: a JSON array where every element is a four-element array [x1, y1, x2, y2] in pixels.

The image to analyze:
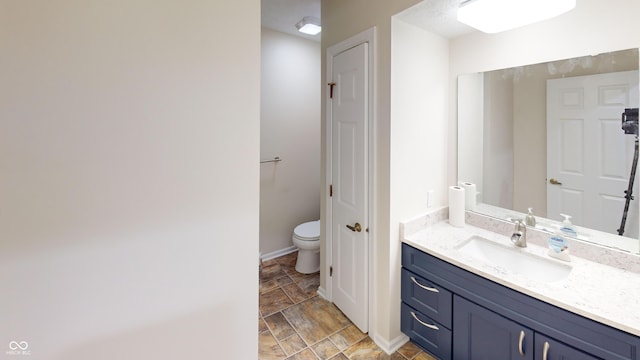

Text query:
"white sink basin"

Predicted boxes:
[[455, 235, 571, 283]]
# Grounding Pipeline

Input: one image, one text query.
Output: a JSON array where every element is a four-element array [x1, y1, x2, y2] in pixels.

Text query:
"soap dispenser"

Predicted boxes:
[[525, 208, 536, 227], [548, 214, 573, 262], [559, 214, 577, 237]]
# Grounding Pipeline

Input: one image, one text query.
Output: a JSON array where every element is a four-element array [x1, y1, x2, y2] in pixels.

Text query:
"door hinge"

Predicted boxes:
[[329, 184, 333, 197], [330, 266, 333, 277], [328, 82, 336, 99]]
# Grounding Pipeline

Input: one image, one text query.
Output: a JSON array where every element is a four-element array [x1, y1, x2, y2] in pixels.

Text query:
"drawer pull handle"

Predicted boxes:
[[518, 330, 525, 356], [542, 341, 550, 360], [410, 276, 440, 293], [410, 311, 439, 331]]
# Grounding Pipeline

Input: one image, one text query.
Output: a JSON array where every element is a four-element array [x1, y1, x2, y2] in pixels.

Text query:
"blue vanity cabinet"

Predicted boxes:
[[453, 295, 534, 360], [401, 243, 640, 360], [453, 296, 598, 360]]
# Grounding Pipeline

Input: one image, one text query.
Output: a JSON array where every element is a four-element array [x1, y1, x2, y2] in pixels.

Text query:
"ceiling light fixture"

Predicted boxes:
[[457, 0, 576, 34], [296, 16, 321, 35]]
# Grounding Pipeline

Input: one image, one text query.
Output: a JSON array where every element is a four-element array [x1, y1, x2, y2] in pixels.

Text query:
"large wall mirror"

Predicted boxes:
[[458, 48, 640, 254]]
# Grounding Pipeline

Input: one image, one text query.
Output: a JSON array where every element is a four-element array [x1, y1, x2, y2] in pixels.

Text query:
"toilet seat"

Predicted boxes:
[[293, 220, 320, 241]]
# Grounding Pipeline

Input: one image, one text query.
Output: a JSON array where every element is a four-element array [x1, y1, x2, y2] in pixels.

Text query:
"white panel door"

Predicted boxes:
[[547, 70, 639, 237], [331, 42, 368, 332]]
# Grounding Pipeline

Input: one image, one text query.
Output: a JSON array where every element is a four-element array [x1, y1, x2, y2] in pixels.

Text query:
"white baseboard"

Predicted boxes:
[[372, 333, 409, 355], [316, 286, 329, 301], [260, 246, 297, 262]]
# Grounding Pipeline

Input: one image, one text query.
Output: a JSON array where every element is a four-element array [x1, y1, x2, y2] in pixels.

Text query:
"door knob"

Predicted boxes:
[[549, 178, 563, 185], [346, 222, 362, 232]]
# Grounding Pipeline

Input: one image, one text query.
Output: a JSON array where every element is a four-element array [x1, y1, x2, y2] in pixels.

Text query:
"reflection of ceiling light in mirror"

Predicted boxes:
[[457, 0, 576, 34], [296, 16, 321, 35]]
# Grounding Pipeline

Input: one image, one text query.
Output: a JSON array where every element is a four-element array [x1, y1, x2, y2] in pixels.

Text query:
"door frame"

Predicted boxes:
[[324, 27, 376, 333]]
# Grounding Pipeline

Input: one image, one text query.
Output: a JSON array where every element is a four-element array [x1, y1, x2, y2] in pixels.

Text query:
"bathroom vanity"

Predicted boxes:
[[400, 212, 640, 360]]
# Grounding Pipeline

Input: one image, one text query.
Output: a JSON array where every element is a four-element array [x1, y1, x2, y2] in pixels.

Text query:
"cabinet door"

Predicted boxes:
[[535, 334, 601, 360], [453, 296, 534, 360]]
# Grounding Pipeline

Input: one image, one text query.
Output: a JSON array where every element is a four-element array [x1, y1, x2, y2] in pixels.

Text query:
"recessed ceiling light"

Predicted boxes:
[[457, 0, 576, 34], [296, 16, 321, 35]]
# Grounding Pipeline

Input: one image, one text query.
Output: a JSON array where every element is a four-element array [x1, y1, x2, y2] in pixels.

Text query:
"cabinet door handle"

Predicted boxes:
[[410, 276, 440, 293], [518, 330, 525, 356], [543, 341, 550, 360], [410, 311, 439, 331]]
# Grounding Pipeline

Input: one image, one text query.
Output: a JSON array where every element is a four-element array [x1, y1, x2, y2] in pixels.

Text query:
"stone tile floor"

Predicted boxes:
[[259, 252, 436, 360]]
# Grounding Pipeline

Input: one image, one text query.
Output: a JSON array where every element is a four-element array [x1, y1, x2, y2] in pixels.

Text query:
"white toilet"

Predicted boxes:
[[292, 220, 320, 274]]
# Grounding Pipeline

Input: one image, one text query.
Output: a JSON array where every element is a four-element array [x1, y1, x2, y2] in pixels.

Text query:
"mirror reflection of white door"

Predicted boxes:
[[330, 42, 368, 332], [547, 70, 639, 239]]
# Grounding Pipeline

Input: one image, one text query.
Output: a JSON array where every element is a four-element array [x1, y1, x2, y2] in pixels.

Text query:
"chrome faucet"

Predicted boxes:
[[511, 219, 527, 248]]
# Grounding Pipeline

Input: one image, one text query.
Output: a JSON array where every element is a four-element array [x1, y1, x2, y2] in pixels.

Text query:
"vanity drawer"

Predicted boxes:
[[401, 268, 452, 329], [402, 302, 452, 360]]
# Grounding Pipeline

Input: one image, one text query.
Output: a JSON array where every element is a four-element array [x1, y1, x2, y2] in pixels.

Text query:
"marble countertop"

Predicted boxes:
[[403, 220, 640, 337]]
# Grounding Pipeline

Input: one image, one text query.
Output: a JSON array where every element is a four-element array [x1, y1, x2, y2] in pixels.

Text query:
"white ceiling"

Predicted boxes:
[[261, 0, 322, 42], [396, 0, 476, 39], [261, 0, 477, 42]]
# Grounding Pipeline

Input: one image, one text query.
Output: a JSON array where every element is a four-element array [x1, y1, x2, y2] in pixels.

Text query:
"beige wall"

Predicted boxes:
[[390, 17, 450, 345], [512, 66, 548, 216], [260, 28, 321, 257], [0, 1, 260, 358]]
